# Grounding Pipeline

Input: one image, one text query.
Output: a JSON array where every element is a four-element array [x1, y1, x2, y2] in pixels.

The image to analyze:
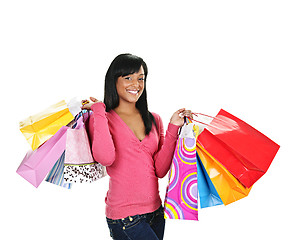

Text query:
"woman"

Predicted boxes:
[[82, 53, 192, 240]]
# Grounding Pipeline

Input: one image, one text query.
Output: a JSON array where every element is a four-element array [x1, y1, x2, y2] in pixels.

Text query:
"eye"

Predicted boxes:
[[124, 77, 132, 80], [139, 77, 145, 81]]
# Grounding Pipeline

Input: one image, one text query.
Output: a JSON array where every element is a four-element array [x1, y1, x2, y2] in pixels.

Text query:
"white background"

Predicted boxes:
[[1, 0, 294, 239]]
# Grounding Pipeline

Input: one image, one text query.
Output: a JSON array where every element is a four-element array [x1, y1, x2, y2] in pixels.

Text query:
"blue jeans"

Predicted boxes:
[[106, 206, 165, 240]]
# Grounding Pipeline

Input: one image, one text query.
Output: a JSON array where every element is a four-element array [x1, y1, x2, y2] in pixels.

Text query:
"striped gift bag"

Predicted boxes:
[[45, 151, 72, 189]]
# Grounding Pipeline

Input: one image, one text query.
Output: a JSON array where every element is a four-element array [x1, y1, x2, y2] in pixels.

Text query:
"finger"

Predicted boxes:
[[183, 110, 193, 117], [81, 104, 91, 110], [186, 114, 193, 119], [90, 97, 98, 102], [181, 111, 193, 121], [176, 108, 186, 114]]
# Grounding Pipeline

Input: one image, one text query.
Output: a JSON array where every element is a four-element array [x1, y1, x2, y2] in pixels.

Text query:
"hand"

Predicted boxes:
[[170, 108, 193, 127], [81, 97, 101, 110]]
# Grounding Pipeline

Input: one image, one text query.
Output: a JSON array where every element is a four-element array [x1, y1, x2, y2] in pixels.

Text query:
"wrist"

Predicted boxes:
[[169, 120, 184, 127], [167, 122, 181, 135], [91, 102, 106, 112]]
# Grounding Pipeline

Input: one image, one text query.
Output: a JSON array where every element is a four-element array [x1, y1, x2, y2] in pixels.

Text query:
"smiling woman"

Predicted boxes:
[[82, 53, 193, 240]]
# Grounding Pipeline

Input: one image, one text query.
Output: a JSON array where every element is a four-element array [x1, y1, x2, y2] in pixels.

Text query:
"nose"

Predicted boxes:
[[131, 78, 140, 87]]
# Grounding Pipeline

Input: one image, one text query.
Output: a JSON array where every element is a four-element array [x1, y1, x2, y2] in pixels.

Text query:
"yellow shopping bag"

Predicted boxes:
[[19, 100, 74, 150], [196, 143, 251, 205]]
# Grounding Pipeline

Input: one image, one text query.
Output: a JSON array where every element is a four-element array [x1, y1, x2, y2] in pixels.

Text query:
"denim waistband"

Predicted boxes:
[[106, 206, 163, 225]]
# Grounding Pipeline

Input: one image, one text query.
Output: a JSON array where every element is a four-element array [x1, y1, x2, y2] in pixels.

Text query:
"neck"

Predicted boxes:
[[114, 101, 139, 115]]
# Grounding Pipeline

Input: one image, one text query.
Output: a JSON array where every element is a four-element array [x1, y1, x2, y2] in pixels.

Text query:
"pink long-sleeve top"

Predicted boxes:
[[87, 102, 180, 220]]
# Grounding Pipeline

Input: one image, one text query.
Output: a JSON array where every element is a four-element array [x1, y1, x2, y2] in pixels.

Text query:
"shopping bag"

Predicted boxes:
[[196, 109, 280, 188], [63, 111, 106, 184], [196, 143, 251, 205], [45, 151, 72, 189], [16, 126, 68, 188], [19, 100, 74, 151], [196, 151, 223, 208], [164, 123, 198, 220]]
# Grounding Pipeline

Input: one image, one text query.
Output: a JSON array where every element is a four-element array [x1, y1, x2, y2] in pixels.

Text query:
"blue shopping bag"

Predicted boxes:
[[197, 151, 223, 208]]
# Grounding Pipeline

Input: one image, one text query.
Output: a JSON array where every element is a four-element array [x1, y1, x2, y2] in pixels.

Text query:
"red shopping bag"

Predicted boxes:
[[195, 109, 280, 188]]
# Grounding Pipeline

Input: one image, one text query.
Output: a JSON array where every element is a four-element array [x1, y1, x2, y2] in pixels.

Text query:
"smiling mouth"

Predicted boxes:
[[126, 90, 140, 95]]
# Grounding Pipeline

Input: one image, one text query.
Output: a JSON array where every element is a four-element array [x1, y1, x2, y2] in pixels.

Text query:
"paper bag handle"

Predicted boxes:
[[188, 112, 229, 129]]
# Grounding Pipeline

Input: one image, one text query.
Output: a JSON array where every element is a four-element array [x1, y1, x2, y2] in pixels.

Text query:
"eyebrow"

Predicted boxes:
[[123, 72, 145, 77]]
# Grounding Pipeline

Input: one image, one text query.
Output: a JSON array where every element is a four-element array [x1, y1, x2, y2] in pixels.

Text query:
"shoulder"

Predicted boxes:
[[151, 112, 161, 121], [150, 112, 163, 129]]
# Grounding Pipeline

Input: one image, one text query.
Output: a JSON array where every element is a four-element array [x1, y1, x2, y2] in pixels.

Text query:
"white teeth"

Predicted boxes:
[[127, 90, 139, 95]]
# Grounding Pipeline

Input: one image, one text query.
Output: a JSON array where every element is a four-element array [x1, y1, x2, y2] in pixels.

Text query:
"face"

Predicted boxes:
[[116, 66, 145, 105]]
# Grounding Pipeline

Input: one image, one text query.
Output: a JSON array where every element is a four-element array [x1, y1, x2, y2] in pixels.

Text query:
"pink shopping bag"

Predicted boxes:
[[63, 111, 106, 183], [164, 124, 198, 220], [16, 126, 68, 188]]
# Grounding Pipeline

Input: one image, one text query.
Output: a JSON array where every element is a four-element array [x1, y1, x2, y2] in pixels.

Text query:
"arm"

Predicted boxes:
[[88, 102, 116, 166], [153, 108, 193, 178], [153, 115, 180, 178]]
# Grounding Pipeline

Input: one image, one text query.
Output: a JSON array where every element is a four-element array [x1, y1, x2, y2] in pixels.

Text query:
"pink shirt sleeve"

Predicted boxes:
[[88, 102, 116, 166], [153, 114, 180, 178]]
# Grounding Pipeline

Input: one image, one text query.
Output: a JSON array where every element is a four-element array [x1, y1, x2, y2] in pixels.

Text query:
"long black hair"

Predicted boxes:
[[104, 53, 156, 135]]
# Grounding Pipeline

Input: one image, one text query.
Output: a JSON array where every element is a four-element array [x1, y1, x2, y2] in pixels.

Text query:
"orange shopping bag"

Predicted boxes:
[[196, 143, 251, 205]]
